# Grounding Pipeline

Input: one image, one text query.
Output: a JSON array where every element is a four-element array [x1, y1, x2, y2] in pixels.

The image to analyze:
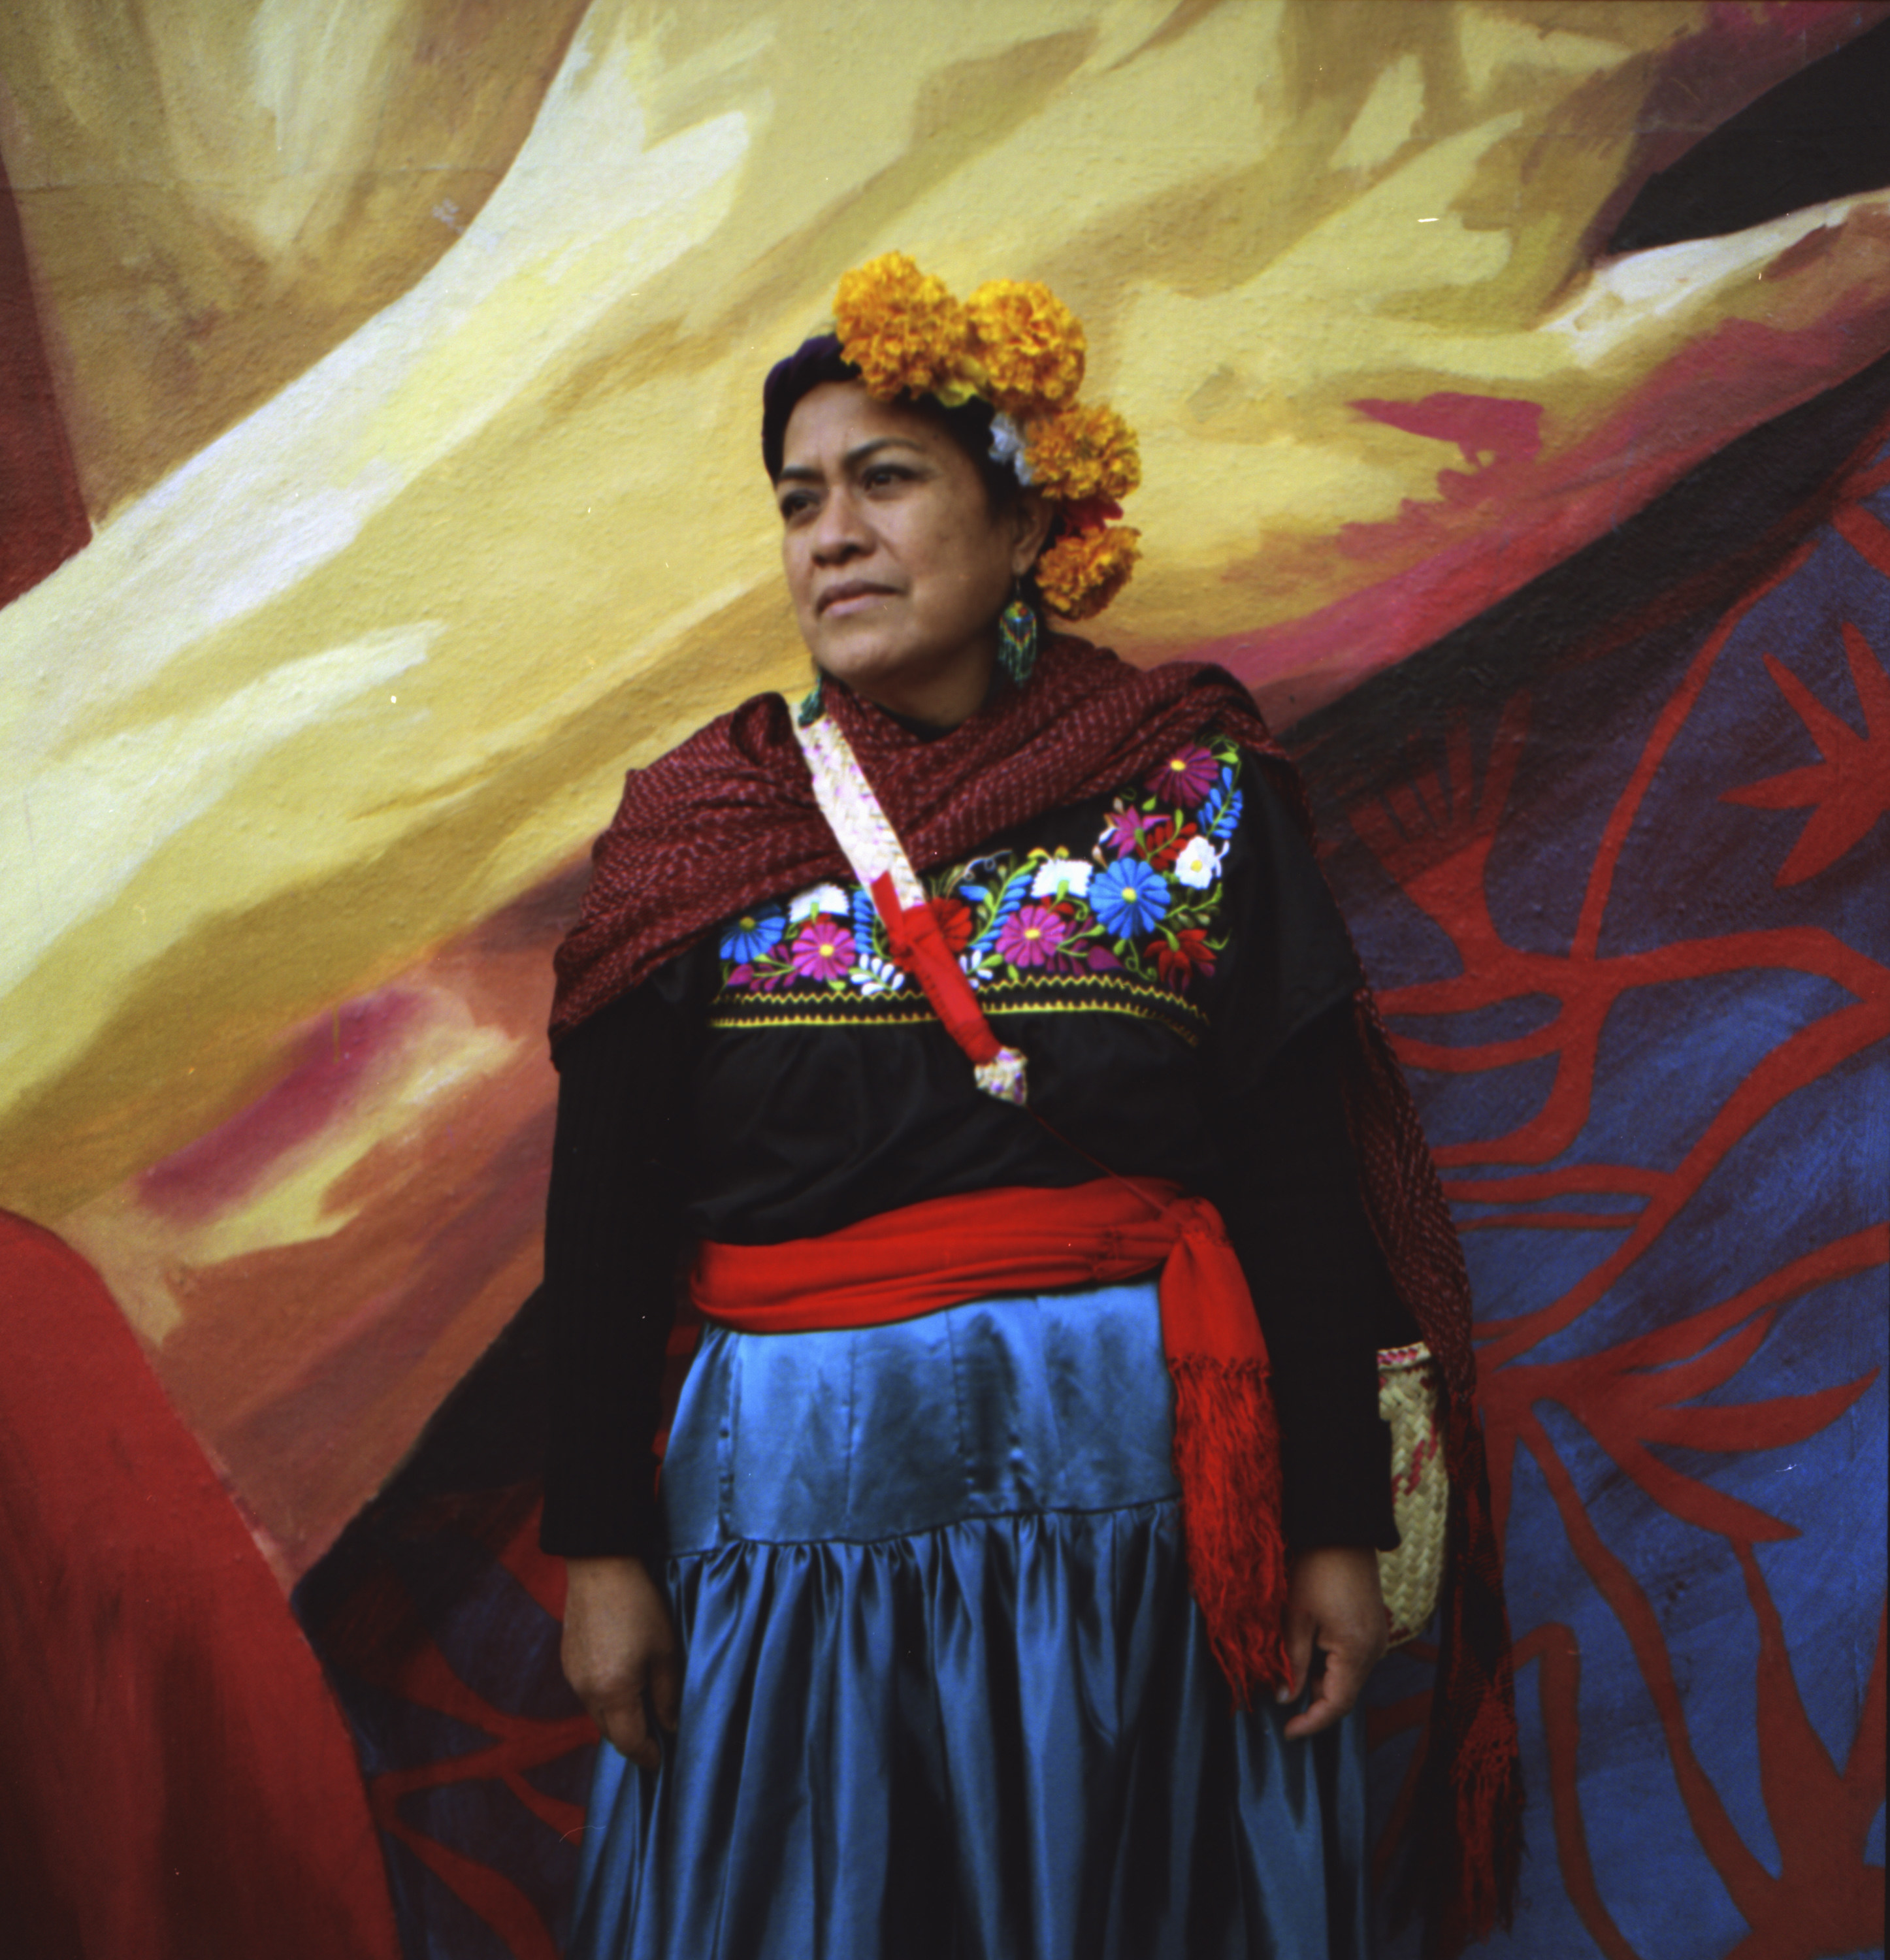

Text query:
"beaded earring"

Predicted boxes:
[[996, 589, 1039, 688], [796, 670, 826, 727]]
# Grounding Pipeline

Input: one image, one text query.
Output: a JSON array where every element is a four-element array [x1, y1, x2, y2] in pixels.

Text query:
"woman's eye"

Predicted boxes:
[[862, 465, 910, 490], [779, 491, 815, 521]]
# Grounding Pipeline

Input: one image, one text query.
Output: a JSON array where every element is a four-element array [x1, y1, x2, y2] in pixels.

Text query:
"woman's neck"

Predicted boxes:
[[842, 637, 998, 730]]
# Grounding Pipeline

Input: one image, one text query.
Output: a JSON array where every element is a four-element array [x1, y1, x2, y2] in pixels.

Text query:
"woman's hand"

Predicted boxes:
[[1279, 1546, 1388, 1740], [562, 1556, 681, 1770]]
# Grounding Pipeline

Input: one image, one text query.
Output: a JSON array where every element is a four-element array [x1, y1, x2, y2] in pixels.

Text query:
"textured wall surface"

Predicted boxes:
[[1, 5, 1883, 1956]]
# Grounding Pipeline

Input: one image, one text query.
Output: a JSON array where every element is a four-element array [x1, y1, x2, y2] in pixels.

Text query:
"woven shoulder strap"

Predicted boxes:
[[792, 708, 1028, 1105]]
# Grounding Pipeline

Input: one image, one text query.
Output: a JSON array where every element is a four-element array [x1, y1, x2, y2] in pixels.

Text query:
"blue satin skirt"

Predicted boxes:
[[566, 1280, 1369, 1960]]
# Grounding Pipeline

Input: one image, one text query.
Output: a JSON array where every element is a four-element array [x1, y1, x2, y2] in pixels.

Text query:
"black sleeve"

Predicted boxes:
[[1206, 757, 1414, 1551], [538, 977, 703, 1560], [1216, 1005, 1415, 1550]]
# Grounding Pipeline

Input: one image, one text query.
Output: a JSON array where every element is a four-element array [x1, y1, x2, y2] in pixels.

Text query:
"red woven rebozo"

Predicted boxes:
[[551, 634, 1290, 1038], [551, 633, 1522, 1955], [692, 1177, 1291, 1705]]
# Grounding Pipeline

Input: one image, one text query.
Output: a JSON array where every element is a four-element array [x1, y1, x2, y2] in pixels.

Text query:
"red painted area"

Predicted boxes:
[[1351, 393, 1543, 474], [365, 1509, 592, 1960], [1194, 310, 1890, 726], [138, 990, 422, 1224], [0, 147, 89, 605], [0, 1210, 401, 1960], [1723, 613, 1890, 885]]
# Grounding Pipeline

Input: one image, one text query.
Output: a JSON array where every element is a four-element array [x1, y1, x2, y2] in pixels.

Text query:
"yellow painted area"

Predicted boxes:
[[1331, 54, 1426, 173], [2, 0, 1886, 1569]]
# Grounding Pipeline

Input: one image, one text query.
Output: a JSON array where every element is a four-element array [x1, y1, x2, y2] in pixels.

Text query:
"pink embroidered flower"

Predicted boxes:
[[790, 918, 855, 981], [995, 904, 1067, 969], [1147, 745, 1217, 808], [1100, 802, 1157, 854]]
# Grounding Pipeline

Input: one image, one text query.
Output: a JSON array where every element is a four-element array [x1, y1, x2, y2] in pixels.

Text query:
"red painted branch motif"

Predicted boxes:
[[1346, 463, 1887, 1959]]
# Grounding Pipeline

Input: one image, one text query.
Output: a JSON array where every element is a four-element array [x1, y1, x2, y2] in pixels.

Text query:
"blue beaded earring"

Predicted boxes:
[[796, 670, 826, 726], [997, 587, 1039, 688]]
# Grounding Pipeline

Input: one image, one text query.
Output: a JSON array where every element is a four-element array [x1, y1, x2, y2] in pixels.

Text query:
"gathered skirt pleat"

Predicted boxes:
[[565, 1279, 1368, 1960]]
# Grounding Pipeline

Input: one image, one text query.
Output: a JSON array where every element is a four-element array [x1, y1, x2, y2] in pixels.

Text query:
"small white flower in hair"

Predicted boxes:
[[988, 412, 1034, 486]]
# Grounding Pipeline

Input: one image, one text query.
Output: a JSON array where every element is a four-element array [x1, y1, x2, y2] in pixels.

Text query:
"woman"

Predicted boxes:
[[542, 255, 1519, 1960]]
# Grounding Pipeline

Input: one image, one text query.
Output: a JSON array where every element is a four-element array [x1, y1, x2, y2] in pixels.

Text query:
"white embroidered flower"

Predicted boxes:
[[960, 951, 996, 992], [1173, 836, 1225, 890], [850, 955, 906, 997], [987, 412, 1034, 486], [1030, 857, 1092, 900], [789, 881, 851, 923]]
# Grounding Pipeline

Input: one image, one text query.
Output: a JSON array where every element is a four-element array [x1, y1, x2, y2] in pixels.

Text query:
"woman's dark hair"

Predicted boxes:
[[760, 333, 1023, 514]]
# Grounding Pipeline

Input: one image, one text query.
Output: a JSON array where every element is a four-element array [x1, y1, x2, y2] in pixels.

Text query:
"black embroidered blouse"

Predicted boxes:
[[540, 736, 1414, 1561]]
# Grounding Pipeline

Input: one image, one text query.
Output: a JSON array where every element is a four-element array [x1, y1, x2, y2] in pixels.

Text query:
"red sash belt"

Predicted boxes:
[[691, 1177, 1290, 1706]]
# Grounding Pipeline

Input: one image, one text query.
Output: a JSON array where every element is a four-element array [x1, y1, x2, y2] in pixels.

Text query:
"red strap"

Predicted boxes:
[[869, 871, 1003, 1066]]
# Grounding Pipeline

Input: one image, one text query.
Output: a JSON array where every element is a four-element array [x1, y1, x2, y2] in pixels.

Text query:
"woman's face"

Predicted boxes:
[[777, 382, 1048, 727]]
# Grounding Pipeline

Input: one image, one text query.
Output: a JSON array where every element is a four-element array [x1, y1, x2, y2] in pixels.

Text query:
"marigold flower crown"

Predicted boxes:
[[830, 252, 1141, 621]]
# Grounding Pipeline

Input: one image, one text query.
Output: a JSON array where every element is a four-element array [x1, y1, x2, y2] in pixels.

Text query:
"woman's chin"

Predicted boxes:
[[818, 643, 941, 696]]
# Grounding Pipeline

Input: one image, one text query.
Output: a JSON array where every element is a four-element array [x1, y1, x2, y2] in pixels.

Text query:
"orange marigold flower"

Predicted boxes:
[[1023, 403, 1141, 504], [965, 280, 1086, 412], [1036, 524, 1141, 621], [835, 252, 971, 400]]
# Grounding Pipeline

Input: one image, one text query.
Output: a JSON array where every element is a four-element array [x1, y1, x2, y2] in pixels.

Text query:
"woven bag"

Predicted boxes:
[[1377, 1341, 1447, 1644]]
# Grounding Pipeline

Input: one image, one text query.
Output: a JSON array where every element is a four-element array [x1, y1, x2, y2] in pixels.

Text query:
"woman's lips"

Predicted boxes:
[[818, 581, 895, 615]]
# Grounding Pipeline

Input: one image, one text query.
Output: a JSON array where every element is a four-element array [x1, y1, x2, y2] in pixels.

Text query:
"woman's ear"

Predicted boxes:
[[1009, 489, 1056, 576]]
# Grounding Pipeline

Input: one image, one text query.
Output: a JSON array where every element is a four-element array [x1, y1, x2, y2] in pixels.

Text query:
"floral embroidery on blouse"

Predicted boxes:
[[714, 733, 1245, 1009]]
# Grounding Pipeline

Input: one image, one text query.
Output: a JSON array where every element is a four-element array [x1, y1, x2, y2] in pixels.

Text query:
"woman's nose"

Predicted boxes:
[[810, 487, 868, 561]]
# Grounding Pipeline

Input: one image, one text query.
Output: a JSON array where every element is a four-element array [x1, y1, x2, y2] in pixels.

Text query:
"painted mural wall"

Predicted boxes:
[[1, 5, 1883, 1957]]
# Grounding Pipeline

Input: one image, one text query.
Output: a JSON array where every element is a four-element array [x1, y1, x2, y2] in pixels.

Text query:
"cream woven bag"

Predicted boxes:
[[1378, 1341, 1448, 1645]]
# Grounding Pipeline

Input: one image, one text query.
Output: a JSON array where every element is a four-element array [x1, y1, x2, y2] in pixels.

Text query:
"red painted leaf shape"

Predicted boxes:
[[1723, 621, 1890, 885]]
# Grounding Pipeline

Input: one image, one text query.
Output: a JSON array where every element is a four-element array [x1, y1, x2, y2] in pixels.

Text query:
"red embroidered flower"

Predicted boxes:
[[928, 896, 975, 953], [1149, 819, 1198, 871], [1154, 928, 1216, 992]]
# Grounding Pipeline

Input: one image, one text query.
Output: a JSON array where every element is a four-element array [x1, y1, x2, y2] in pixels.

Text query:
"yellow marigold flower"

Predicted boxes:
[[1037, 525, 1141, 621], [1023, 403, 1141, 505], [966, 280, 1086, 412], [834, 252, 971, 400]]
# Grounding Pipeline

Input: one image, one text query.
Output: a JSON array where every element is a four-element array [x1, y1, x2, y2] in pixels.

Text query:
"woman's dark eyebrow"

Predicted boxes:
[[777, 436, 929, 485], [845, 436, 928, 468]]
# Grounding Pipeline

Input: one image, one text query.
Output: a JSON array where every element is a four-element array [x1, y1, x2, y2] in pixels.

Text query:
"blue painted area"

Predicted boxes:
[[397, 1775, 585, 1948], [378, 1832, 520, 1960], [1341, 434, 1889, 1960]]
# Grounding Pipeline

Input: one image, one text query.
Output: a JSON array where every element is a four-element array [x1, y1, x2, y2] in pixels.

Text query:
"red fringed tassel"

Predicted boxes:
[[1169, 1354, 1292, 1708]]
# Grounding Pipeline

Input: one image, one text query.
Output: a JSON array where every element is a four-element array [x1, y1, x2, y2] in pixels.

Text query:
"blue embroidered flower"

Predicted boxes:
[[719, 907, 786, 963], [1091, 860, 1169, 938]]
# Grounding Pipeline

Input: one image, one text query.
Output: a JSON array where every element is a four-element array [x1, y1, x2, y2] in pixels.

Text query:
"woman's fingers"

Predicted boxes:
[[1279, 1546, 1388, 1739], [1280, 1601, 1316, 1707], [1283, 1639, 1369, 1739], [561, 1555, 682, 1767], [596, 1678, 660, 1769]]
